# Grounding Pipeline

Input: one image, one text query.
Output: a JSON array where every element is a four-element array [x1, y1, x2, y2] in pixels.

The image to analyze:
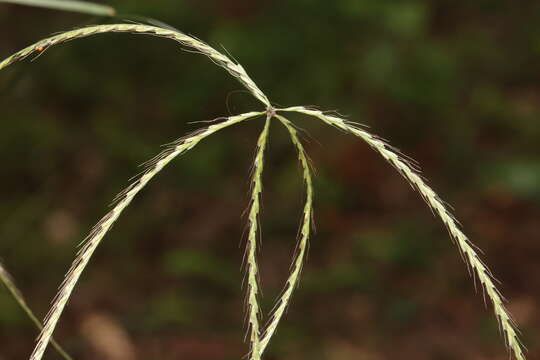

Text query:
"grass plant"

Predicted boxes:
[[0, 5, 528, 360]]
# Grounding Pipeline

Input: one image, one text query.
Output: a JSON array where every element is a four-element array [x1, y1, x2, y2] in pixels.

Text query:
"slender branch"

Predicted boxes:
[[0, 24, 270, 107], [280, 106, 525, 360], [258, 114, 314, 355], [29, 111, 265, 360], [244, 115, 271, 360], [0, 261, 74, 360]]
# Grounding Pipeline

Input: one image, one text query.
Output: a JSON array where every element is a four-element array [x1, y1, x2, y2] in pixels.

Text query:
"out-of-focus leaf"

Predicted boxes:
[[0, 0, 115, 16], [480, 159, 540, 199], [161, 249, 236, 287]]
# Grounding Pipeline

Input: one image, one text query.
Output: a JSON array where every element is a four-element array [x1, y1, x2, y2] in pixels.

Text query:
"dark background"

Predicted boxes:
[[0, 1, 539, 359]]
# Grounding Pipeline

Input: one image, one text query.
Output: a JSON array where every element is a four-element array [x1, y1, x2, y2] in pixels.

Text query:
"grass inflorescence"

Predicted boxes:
[[0, 16, 527, 360]]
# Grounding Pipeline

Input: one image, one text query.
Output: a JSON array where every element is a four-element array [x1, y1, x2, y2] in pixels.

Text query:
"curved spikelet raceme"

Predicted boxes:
[[0, 261, 74, 360], [258, 115, 314, 355], [29, 111, 265, 360], [243, 115, 271, 360], [279, 106, 525, 360], [0, 24, 270, 107]]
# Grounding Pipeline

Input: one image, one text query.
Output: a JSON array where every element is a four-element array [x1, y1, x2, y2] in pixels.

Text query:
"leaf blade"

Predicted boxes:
[[0, 0, 115, 16]]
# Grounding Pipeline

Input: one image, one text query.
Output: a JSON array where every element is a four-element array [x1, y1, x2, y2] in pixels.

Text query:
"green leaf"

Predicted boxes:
[[0, 0, 115, 16]]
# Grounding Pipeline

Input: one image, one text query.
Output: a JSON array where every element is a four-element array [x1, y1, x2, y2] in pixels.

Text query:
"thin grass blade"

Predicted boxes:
[[0, 0, 115, 16], [0, 261, 74, 360]]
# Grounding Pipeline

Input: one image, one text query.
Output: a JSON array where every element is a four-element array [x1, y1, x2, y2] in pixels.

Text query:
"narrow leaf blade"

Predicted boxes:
[[0, 0, 115, 16]]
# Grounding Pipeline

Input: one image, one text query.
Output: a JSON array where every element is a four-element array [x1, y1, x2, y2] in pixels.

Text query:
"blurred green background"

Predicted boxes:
[[0, 1, 539, 359]]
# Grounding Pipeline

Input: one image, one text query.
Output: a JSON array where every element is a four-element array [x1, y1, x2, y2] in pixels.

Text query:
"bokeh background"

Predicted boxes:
[[0, 1, 539, 359]]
